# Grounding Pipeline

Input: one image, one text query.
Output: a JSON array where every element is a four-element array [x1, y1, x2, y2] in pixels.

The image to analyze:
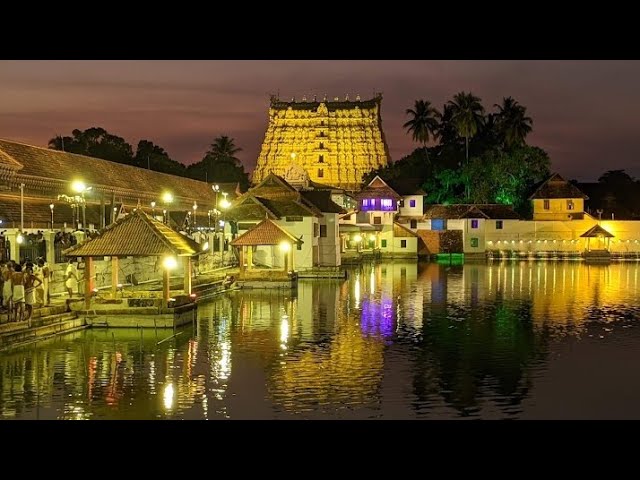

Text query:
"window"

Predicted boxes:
[[410, 219, 418, 229], [285, 216, 303, 222], [297, 241, 302, 251], [470, 237, 479, 248], [471, 219, 479, 229], [496, 220, 503, 229], [373, 217, 382, 225], [410, 199, 416, 207], [544, 199, 550, 210], [319, 225, 327, 237], [381, 239, 387, 248], [362, 199, 370, 207], [432, 219, 446, 231], [381, 198, 393, 210], [314, 223, 319, 237], [398, 199, 404, 207], [319, 131, 325, 137], [318, 168, 324, 178], [320, 120, 325, 126], [400, 240, 407, 248], [319, 154, 324, 163], [567, 200, 574, 210], [319, 142, 324, 149]]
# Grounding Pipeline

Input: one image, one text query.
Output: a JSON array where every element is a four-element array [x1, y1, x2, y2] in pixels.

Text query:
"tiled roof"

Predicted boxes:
[[64, 210, 202, 257], [580, 224, 614, 238], [0, 139, 216, 205], [423, 204, 521, 220], [529, 173, 589, 200], [355, 176, 401, 201], [0, 194, 103, 228], [228, 173, 323, 220], [231, 219, 300, 246], [393, 222, 418, 238], [387, 178, 426, 196], [300, 191, 345, 214]]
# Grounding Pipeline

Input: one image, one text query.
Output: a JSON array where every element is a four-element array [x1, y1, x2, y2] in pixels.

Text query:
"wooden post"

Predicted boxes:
[[100, 193, 105, 229], [85, 257, 94, 310], [163, 268, 170, 304], [247, 246, 253, 270], [111, 256, 119, 298], [239, 247, 245, 273], [183, 256, 192, 295]]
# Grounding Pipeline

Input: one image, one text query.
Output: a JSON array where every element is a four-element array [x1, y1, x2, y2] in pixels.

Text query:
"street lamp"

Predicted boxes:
[[192, 202, 198, 229], [151, 201, 156, 218], [162, 192, 173, 224], [49, 203, 54, 230], [219, 192, 230, 264], [113, 207, 118, 224], [71, 180, 92, 230]]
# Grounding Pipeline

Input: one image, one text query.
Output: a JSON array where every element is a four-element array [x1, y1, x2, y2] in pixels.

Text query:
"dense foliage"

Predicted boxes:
[[48, 129, 249, 190]]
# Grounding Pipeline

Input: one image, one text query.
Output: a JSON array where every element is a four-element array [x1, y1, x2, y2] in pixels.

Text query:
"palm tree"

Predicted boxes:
[[447, 92, 485, 165], [403, 100, 441, 146], [494, 97, 533, 148], [207, 135, 242, 164]]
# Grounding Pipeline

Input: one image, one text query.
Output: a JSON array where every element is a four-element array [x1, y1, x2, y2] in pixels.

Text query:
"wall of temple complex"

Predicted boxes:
[[253, 95, 390, 191]]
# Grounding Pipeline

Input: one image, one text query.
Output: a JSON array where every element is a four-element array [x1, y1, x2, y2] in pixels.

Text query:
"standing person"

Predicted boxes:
[[38, 259, 51, 306], [33, 259, 45, 307], [65, 259, 78, 298], [12, 263, 25, 322], [24, 266, 42, 322], [2, 261, 14, 319]]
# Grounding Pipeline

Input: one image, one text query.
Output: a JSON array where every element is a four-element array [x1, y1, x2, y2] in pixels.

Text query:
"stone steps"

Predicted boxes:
[[0, 311, 85, 351]]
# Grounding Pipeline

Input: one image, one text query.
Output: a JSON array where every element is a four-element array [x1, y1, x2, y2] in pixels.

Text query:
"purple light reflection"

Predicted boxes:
[[360, 297, 395, 338]]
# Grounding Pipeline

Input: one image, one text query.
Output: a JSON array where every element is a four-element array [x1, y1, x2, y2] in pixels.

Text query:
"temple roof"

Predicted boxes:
[[64, 210, 202, 257], [269, 95, 382, 112], [580, 224, 615, 238], [529, 173, 589, 200], [300, 191, 345, 214], [0, 139, 216, 205], [231, 219, 300, 247], [423, 204, 521, 220], [356, 176, 402, 201]]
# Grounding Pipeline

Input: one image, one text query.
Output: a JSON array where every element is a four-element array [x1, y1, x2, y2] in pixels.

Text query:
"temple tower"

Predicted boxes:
[[253, 94, 390, 191]]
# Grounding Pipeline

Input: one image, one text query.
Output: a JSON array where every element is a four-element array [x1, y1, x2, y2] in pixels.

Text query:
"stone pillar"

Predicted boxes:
[[183, 256, 192, 295], [6, 230, 19, 262], [240, 247, 246, 273], [283, 248, 289, 272], [111, 256, 119, 298], [247, 246, 253, 270], [72, 230, 85, 244], [44, 231, 56, 264], [163, 269, 170, 304], [85, 257, 94, 309]]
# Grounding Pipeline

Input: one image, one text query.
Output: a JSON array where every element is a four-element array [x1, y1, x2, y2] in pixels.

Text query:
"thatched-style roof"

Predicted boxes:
[[529, 173, 588, 200], [64, 210, 202, 257], [580, 224, 614, 238], [231, 219, 301, 247], [355, 176, 402, 201], [423, 204, 521, 220], [0, 139, 216, 205]]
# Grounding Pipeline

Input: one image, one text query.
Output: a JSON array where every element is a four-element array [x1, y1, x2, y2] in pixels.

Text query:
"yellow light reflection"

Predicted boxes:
[[163, 383, 174, 411]]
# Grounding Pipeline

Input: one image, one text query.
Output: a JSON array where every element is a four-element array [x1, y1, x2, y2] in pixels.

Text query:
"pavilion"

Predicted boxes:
[[580, 224, 615, 252], [231, 219, 301, 280], [64, 210, 203, 308]]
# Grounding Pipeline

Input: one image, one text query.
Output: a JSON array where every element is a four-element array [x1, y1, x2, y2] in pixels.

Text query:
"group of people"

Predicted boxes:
[[0, 257, 52, 323]]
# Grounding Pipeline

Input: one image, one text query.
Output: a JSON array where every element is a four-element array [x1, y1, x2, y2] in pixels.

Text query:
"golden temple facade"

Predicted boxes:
[[253, 94, 390, 191]]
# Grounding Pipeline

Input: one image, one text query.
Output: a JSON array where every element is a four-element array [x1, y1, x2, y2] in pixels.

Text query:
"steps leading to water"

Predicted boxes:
[[0, 306, 86, 351]]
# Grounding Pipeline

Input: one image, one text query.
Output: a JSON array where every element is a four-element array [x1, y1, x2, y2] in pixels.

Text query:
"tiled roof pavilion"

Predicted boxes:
[[231, 219, 300, 247], [65, 210, 202, 258]]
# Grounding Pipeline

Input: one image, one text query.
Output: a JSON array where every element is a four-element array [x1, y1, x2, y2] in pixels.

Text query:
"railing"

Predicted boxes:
[[19, 241, 46, 263]]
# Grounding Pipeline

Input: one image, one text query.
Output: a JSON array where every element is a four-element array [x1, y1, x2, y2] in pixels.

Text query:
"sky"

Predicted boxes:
[[1, 60, 639, 182]]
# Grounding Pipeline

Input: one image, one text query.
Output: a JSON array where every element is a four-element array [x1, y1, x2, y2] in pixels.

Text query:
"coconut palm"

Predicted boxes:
[[403, 100, 441, 146], [207, 135, 242, 164], [494, 97, 533, 148], [447, 92, 485, 164]]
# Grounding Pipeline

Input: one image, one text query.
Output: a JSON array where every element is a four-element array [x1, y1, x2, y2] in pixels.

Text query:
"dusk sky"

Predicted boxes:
[[1, 60, 639, 181]]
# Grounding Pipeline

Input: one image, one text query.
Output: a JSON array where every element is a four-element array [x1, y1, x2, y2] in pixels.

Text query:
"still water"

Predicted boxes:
[[2, 261, 640, 420]]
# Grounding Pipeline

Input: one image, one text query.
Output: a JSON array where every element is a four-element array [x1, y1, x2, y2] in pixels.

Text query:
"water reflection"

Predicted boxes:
[[2, 261, 640, 419]]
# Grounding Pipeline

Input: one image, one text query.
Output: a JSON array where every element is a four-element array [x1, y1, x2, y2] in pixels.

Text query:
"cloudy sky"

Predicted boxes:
[[0, 60, 638, 181]]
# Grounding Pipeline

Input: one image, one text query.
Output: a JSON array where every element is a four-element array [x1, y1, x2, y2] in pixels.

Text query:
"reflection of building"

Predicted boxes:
[[253, 95, 390, 191]]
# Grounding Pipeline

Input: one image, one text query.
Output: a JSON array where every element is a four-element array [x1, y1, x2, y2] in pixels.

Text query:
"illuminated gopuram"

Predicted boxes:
[[253, 94, 390, 191]]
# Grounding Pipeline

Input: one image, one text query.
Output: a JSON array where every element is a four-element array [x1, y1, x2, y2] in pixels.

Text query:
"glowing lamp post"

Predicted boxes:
[[280, 241, 292, 272], [219, 193, 230, 265], [71, 180, 92, 230], [162, 192, 173, 224], [49, 203, 54, 230], [151, 201, 156, 218], [162, 255, 178, 303], [192, 202, 198, 229]]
